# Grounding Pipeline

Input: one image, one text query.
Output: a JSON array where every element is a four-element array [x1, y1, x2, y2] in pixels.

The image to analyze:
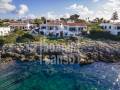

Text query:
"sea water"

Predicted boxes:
[[0, 61, 120, 90]]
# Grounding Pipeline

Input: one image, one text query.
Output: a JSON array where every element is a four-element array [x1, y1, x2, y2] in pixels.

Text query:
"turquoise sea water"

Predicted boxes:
[[0, 61, 120, 90]]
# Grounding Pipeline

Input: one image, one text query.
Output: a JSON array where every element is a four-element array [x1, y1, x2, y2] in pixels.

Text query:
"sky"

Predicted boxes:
[[0, 0, 120, 20]]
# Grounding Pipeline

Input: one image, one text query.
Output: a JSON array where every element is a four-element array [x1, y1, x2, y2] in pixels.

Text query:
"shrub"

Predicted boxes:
[[87, 30, 120, 41], [0, 38, 5, 46], [16, 33, 35, 43], [14, 29, 25, 36], [4, 34, 17, 43], [34, 36, 40, 41], [66, 36, 78, 42]]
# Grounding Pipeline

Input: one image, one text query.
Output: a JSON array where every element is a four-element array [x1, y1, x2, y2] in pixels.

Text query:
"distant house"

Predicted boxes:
[[6, 21, 35, 30], [30, 20, 87, 37], [100, 21, 120, 35], [0, 27, 11, 36]]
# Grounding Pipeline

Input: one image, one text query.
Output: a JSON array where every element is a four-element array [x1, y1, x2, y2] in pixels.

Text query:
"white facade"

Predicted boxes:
[[0, 27, 11, 36], [100, 23, 120, 35], [30, 23, 87, 37]]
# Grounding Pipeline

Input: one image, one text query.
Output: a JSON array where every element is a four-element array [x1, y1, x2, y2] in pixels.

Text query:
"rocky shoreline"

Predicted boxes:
[[0, 40, 120, 65]]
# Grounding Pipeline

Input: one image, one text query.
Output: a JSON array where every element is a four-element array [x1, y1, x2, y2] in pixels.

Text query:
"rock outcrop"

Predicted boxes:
[[0, 40, 120, 64]]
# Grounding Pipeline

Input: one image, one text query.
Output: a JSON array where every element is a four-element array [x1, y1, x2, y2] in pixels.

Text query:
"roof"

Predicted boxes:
[[9, 23, 28, 26], [46, 20, 66, 25], [7, 21, 33, 27], [46, 20, 87, 27], [67, 23, 87, 26]]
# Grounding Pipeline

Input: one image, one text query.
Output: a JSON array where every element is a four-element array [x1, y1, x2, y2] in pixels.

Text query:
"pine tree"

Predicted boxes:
[[111, 11, 119, 20]]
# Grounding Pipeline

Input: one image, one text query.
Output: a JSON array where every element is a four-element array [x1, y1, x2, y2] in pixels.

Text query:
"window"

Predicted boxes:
[[117, 26, 120, 30], [109, 26, 111, 29], [81, 27, 83, 30], [69, 27, 76, 32], [78, 27, 81, 31], [118, 32, 120, 36], [55, 26, 58, 30], [104, 26, 107, 29], [41, 26, 46, 29], [49, 26, 54, 30], [78, 27, 83, 31], [64, 26, 67, 30], [48, 26, 54, 30], [65, 33, 68, 36]]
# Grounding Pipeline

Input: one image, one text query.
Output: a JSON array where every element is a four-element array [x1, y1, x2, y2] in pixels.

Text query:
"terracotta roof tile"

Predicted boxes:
[[47, 21, 87, 26], [67, 23, 87, 26]]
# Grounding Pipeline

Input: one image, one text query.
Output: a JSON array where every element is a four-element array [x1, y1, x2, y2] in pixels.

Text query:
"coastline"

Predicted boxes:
[[1, 39, 120, 65]]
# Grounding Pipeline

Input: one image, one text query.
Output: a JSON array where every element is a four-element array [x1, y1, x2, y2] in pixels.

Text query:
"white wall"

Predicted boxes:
[[31, 24, 87, 37], [0, 27, 11, 36], [100, 23, 120, 35]]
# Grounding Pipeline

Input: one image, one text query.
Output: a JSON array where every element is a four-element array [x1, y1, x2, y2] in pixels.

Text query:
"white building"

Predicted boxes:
[[30, 21, 87, 37], [4, 21, 35, 31], [100, 22, 120, 35], [0, 27, 11, 36]]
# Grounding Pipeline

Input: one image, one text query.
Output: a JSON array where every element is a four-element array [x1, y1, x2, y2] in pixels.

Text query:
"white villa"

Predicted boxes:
[[5, 21, 35, 31], [0, 27, 11, 36], [30, 21, 87, 37], [100, 21, 120, 35]]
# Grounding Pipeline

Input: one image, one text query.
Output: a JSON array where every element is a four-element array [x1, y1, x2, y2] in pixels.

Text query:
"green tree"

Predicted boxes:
[[0, 20, 9, 27], [0, 20, 4, 27], [4, 34, 17, 43], [0, 37, 5, 46], [41, 17, 46, 24], [111, 11, 119, 20], [34, 18, 42, 26], [93, 18, 105, 23], [77, 19, 86, 23], [88, 23, 103, 32], [69, 14, 79, 22], [16, 33, 35, 43], [14, 29, 25, 36], [60, 18, 67, 22]]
